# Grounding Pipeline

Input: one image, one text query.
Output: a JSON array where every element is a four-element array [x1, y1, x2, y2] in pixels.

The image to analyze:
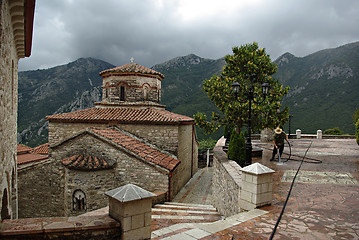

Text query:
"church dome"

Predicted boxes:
[[99, 62, 164, 79]]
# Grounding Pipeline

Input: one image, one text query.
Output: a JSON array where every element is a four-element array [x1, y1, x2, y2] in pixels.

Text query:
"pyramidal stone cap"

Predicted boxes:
[[105, 184, 156, 202], [241, 162, 275, 175]]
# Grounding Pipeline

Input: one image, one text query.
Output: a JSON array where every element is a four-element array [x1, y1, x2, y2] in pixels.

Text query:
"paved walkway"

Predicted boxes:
[[152, 138, 359, 239]]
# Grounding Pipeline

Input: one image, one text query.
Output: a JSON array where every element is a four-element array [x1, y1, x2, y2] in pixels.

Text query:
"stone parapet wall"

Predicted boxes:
[[0, 0, 20, 220], [212, 137, 242, 217], [0, 213, 121, 240]]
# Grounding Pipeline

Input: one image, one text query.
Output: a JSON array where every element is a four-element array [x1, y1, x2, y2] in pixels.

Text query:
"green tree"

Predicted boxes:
[[227, 129, 246, 166], [194, 43, 289, 135], [355, 120, 359, 145], [353, 109, 359, 124], [323, 127, 344, 135]]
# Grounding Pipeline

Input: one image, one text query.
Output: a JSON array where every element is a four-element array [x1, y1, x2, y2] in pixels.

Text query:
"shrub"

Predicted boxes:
[[227, 129, 246, 166], [323, 127, 344, 135], [356, 120, 359, 145], [198, 138, 217, 151]]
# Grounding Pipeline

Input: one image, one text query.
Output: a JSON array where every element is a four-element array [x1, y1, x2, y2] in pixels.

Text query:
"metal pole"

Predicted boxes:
[[245, 86, 253, 166]]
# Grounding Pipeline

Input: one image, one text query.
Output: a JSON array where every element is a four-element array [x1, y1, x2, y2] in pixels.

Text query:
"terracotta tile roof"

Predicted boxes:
[[100, 62, 164, 79], [31, 143, 49, 155], [17, 144, 32, 154], [90, 127, 180, 172], [62, 155, 115, 170], [17, 153, 48, 165], [46, 107, 194, 124]]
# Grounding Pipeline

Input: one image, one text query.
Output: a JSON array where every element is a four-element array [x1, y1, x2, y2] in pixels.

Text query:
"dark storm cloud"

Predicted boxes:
[[19, 0, 359, 71]]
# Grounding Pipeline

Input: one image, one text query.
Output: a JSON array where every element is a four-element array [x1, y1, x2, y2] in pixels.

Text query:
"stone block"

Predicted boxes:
[[240, 189, 252, 203], [242, 181, 259, 193], [122, 225, 151, 240], [144, 212, 152, 227], [131, 213, 145, 229], [240, 199, 256, 211], [121, 216, 132, 232]]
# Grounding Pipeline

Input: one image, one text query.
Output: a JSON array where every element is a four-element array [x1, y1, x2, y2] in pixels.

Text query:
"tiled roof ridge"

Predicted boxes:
[[89, 126, 179, 172], [62, 154, 115, 170], [31, 143, 49, 155], [17, 144, 32, 154], [100, 62, 164, 79], [46, 107, 194, 124], [95, 126, 177, 159]]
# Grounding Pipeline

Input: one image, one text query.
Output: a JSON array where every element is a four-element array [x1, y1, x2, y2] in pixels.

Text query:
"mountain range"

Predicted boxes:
[[18, 42, 359, 147]]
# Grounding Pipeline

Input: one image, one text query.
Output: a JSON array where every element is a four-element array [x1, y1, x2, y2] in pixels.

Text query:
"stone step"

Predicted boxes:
[[153, 202, 217, 211], [151, 208, 268, 239], [151, 202, 223, 233], [152, 202, 221, 218]]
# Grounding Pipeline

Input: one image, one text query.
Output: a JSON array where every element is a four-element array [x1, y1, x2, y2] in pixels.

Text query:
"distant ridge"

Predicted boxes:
[[18, 41, 359, 146]]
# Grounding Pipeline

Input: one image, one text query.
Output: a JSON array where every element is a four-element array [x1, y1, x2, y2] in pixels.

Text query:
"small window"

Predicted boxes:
[[120, 86, 125, 101], [105, 87, 109, 99], [73, 190, 86, 211]]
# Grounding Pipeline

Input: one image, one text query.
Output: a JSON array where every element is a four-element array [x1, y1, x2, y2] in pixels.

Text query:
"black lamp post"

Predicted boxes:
[[232, 80, 269, 166], [288, 115, 293, 138]]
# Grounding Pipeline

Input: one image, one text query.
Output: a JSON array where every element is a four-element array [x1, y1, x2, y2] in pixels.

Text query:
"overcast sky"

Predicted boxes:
[[19, 0, 359, 71]]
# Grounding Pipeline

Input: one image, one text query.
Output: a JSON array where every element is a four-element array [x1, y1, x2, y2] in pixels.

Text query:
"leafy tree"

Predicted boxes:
[[194, 42, 289, 135], [198, 138, 217, 151], [353, 109, 359, 124], [356, 121, 359, 145], [227, 129, 246, 166], [323, 127, 344, 135]]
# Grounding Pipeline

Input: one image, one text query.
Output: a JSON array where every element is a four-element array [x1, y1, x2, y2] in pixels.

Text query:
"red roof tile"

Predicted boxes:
[[31, 143, 49, 155], [90, 127, 180, 171], [99, 62, 164, 79], [17, 153, 48, 165], [17, 144, 32, 154], [62, 154, 115, 170], [46, 107, 194, 124]]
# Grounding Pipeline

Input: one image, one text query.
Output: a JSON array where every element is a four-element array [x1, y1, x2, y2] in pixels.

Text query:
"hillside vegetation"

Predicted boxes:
[[18, 42, 359, 146]]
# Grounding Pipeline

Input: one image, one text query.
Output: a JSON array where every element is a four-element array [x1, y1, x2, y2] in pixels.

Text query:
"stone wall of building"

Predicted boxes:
[[50, 133, 169, 216], [170, 124, 198, 198], [102, 75, 161, 103], [0, 0, 19, 220], [211, 137, 242, 217], [18, 160, 65, 218], [48, 122, 180, 155]]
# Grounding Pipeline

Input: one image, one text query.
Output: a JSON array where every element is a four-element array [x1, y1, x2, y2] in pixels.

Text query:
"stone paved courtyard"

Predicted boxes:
[[153, 138, 359, 239]]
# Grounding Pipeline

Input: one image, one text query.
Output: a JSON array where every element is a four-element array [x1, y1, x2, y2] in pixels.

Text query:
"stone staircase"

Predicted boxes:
[[152, 202, 223, 231], [151, 202, 267, 239]]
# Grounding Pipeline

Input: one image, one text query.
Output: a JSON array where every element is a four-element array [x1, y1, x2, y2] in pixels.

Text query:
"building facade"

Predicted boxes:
[[18, 62, 198, 218], [0, 0, 35, 220]]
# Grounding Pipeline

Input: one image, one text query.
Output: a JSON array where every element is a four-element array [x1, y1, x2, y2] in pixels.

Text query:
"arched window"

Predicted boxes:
[[73, 190, 86, 211]]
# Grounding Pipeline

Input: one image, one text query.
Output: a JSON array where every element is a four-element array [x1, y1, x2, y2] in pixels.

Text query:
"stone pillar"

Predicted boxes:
[[317, 130, 322, 139], [105, 184, 156, 240], [296, 129, 301, 139], [240, 163, 275, 211], [260, 128, 273, 142]]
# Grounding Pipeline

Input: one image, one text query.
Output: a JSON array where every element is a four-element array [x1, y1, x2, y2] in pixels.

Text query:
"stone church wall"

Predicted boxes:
[[51, 133, 168, 216], [103, 75, 161, 103], [18, 160, 65, 218], [170, 124, 199, 197], [0, 0, 20, 220], [48, 122, 179, 155]]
